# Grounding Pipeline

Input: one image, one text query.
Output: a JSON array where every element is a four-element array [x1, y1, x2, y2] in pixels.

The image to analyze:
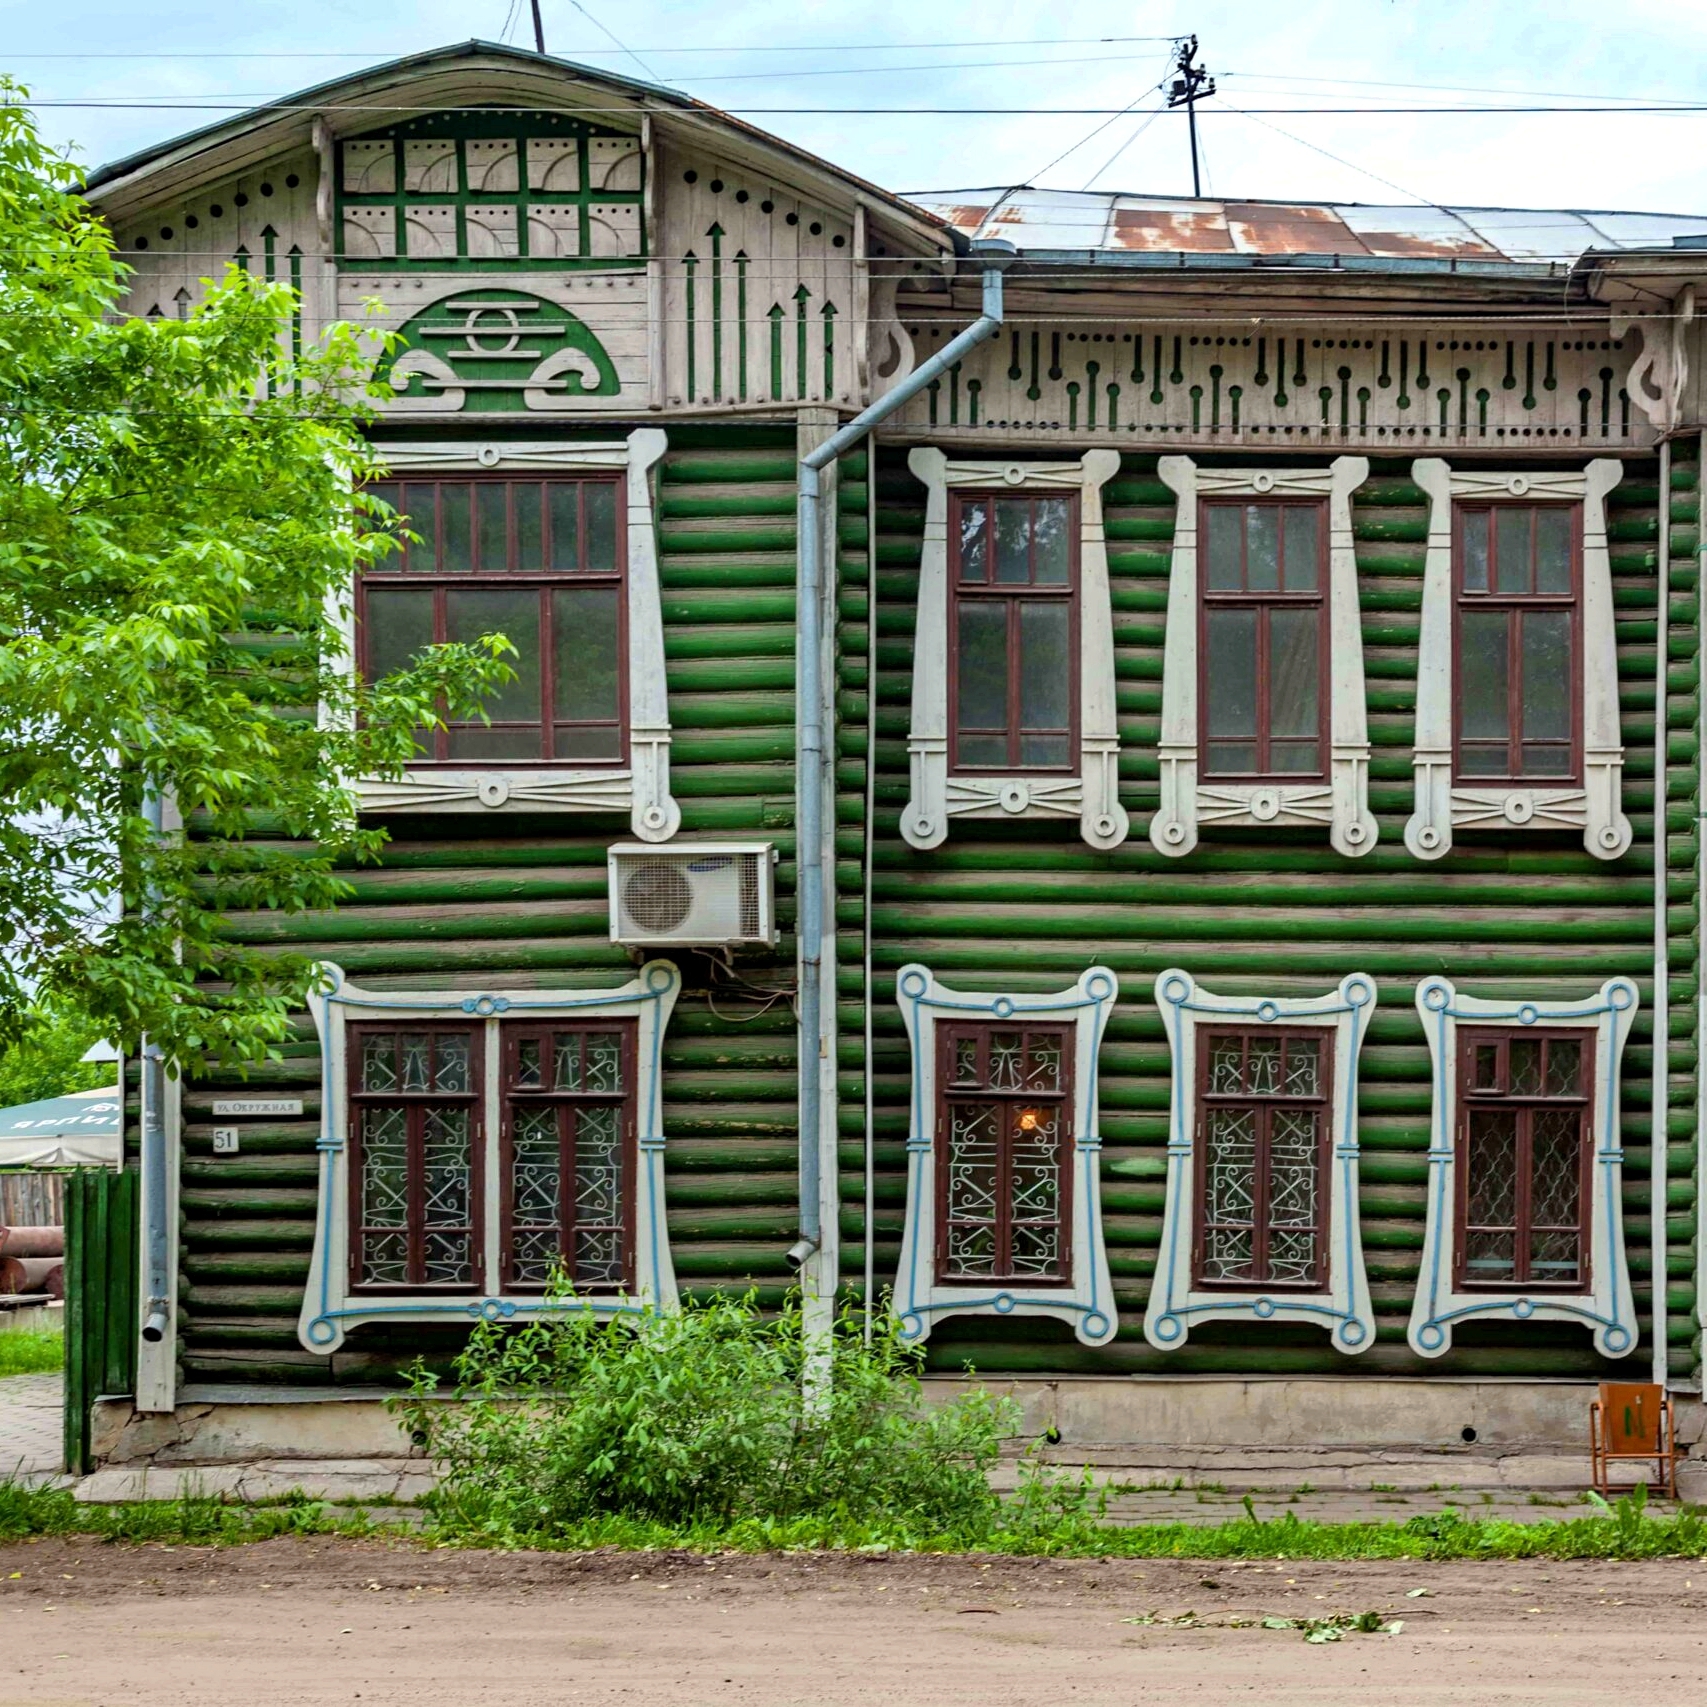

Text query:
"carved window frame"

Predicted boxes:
[[893, 964, 1119, 1346], [900, 450, 1128, 851], [1405, 460, 1629, 861], [1146, 969, 1378, 1355], [343, 429, 680, 840], [1151, 457, 1376, 858], [298, 959, 682, 1355], [1408, 975, 1639, 1361]]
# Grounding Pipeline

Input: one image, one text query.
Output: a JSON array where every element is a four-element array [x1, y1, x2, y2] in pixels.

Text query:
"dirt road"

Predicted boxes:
[[0, 1537, 1703, 1704]]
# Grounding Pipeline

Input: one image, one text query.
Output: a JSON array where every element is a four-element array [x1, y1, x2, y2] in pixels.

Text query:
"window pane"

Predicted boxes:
[[1205, 506, 1242, 590], [401, 1033, 430, 1091], [1508, 1038, 1541, 1095], [1465, 1229, 1516, 1282], [1459, 609, 1510, 740], [574, 1104, 626, 1285], [988, 1031, 1024, 1090], [1206, 742, 1258, 772], [1027, 1034, 1063, 1093], [515, 1037, 543, 1089], [1520, 745, 1572, 776], [1268, 741, 1320, 774], [1473, 1043, 1500, 1090], [360, 1108, 410, 1239], [1018, 602, 1070, 736], [1203, 1106, 1257, 1281], [363, 588, 435, 682], [475, 482, 508, 571], [584, 482, 618, 572], [441, 484, 472, 572], [1284, 1038, 1321, 1097], [1461, 510, 1490, 591], [445, 726, 545, 761], [553, 586, 621, 723], [1205, 607, 1258, 743], [1268, 607, 1320, 741], [447, 587, 541, 723], [1282, 507, 1320, 591], [1520, 611, 1571, 742], [956, 600, 1009, 738], [1248, 1036, 1281, 1095], [1208, 1036, 1244, 1094], [1536, 509, 1572, 593], [584, 1033, 624, 1093], [957, 500, 988, 582], [1495, 507, 1532, 592], [515, 483, 544, 571], [1019, 735, 1071, 766], [549, 484, 580, 571], [1460, 746, 1508, 776], [953, 1036, 979, 1085], [994, 500, 1030, 584], [1465, 1107, 1519, 1271], [1545, 1038, 1582, 1097], [1267, 1108, 1319, 1284], [435, 1034, 471, 1093], [555, 726, 624, 760], [957, 735, 1007, 767], [1530, 1107, 1582, 1225], [1246, 505, 1280, 591], [1032, 498, 1072, 585], [361, 1035, 398, 1093], [402, 483, 437, 569], [944, 1102, 999, 1277]]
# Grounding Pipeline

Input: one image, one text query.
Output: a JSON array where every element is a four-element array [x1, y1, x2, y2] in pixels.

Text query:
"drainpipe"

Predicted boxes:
[[1653, 438, 1670, 1389], [792, 240, 1016, 1269], [139, 779, 170, 1348]]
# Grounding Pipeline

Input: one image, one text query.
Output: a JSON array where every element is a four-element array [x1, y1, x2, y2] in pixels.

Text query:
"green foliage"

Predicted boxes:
[[0, 83, 513, 1075], [395, 1294, 1063, 1546], [0, 1480, 376, 1543], [0, 1330, 62, 1378], [0, 1003, 109, 1107]]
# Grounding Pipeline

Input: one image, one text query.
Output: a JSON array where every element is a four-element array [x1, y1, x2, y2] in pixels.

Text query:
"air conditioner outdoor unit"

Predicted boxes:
[[607, 842, 778, 949]]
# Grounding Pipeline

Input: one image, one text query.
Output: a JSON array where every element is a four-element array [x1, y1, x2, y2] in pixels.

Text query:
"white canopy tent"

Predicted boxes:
[[0, 1085, 121, 1169]]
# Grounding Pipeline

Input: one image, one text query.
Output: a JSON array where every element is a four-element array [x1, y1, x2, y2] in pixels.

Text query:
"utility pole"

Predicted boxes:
[[1166, 35, 1216, 198], [530, 0, 547, 53]]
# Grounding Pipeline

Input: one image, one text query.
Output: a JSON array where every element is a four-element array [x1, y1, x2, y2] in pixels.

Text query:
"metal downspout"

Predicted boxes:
[[863, 441, 878, 1342], [1654, 438, 1671, 1388], [793, 243, 1015, 1267], [139, 781, 170, 1347], [1698, 425, 1707, 1388]]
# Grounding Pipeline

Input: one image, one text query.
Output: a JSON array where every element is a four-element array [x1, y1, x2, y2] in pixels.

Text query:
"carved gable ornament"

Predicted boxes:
[[377, 289, 622, 412]]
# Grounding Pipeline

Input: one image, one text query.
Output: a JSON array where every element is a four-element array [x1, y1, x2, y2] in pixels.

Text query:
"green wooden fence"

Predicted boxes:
[[63, 1168, 138, 1475]]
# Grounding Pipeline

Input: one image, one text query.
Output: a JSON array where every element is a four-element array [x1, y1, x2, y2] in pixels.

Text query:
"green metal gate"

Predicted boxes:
[[63, 1168, 138, 1475]]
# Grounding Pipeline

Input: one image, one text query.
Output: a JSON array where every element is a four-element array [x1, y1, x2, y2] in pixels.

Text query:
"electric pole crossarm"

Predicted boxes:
[[1165, 34, 1217, 198]]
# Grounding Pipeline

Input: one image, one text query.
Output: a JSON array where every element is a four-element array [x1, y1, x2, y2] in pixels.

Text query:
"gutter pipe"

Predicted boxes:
[[793, 240, 1016, 1262], [139, 780, 170, 1346], [1653, 437, 1670, 1388]]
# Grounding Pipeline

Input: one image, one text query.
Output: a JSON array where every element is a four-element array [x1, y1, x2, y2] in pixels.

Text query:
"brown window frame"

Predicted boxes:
[[346, 1021, 484, 1295], [1454, 1026, 1593, 1292], [934, 1021, 1075, 1288], [945, 489, 1081, 775], [498, 1019, 639, 1294], [357, 473, 630, 768], [1192, 1026, 1333, 1291], [1451, 501, 1583, 786], [1197, 497, 1332, 784]]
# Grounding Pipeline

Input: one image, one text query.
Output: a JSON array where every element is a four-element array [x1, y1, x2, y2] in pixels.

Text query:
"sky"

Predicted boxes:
[[5, 0, 1707, 219]]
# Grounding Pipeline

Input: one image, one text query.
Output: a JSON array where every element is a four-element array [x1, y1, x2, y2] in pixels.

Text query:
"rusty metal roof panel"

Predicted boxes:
[[1327, 204, 1495, 258], [1224, 201, 1367, 256], [1104, 196, 1234, 252]]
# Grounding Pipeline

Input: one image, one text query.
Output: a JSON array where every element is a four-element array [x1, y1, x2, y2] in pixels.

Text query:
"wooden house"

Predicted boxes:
[[71, 42, 1707, 1482]]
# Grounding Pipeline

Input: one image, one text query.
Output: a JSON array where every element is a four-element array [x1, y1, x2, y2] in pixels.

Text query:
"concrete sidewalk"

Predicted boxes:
[[0, 1374, 63, 1485]]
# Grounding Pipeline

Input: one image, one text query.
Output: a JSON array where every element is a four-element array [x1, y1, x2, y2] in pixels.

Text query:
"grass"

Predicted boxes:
[[0, 1480, 1702, 1562], [0, 1332, 61, 1379]]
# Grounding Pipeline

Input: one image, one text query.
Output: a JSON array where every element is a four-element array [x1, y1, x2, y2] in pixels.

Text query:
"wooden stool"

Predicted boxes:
[[1590, 1381, 1677, 1499]]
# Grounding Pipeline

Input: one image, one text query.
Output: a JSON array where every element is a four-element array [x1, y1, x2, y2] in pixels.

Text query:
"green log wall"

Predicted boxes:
[[839, 440, 1701, 1382]]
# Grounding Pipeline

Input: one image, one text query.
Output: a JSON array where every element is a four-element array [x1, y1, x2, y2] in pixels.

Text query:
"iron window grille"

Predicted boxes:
[[945, 490, 1080, 773], [1455, 1027, 1592, 1291], [359, 475, 628, 767], [1193, 1027, 1332, 1289], [935, 1023, 1074, 1285], [1197, 498, 1330, 782]]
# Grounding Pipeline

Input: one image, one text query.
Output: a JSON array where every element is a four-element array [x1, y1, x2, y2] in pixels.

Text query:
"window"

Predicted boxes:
[[948, 491, 1078, 772], [1454, 504, 1579, 782], [1456, 1029, 1589, 1290], [502, 1022, 635, 1292], [1199, 501, 1328, 780], [1195, 1028, 1330, 1288], [360, 475, 626, 765], [937, 1024, 1072, 1284], [300, 960, 683, 1354]]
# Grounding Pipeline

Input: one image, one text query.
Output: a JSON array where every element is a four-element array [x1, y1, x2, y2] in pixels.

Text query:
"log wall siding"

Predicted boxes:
[[844, 441, 1701, 1381], [174, 424, 848, 1388]]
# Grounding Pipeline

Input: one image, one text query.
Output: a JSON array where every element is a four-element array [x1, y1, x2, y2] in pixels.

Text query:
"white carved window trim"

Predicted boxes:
[[1150, 456, 1376, 858], [893, 963, 1119, 1346], [1146, 970, 1378, 1355], [900, 449, 1129, 851], [344, 429, 680, 841], [1405, 459, 1629, 862], [1408, 975, 1639, 1361], [298, 959, 682, 1354]]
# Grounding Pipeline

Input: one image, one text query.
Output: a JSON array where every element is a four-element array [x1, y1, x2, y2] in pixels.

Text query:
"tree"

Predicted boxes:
[[0, 1003, 110, 1108], [0, 84, 511, 1074]]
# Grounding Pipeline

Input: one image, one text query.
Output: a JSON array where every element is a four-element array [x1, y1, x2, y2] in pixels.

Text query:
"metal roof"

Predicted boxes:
[[909, 189, 1707, 266]]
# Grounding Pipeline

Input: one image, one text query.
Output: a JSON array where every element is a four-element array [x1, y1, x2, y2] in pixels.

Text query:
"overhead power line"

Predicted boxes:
[[21, 100, 1707, 115]]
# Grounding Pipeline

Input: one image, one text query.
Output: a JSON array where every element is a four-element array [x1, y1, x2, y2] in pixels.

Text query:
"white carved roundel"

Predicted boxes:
[[1250, 789, 1281, 821], [1002, 464, 1027, 486], [476, 444, 502, 468], [1502, 794, 1534, 825], [1251, 471, 1276, 493], [999, 782, 1030, 813], [478, 777, 510, 807]]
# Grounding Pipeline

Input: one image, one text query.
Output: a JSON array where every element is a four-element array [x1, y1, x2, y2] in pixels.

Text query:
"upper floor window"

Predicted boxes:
[[1199, 500, 1327, 780], [361, 476, 626, 765], [1196, 1027, 1330, 1288], [1456, 1027, 1589, 1290], [938, 1022, 1072, 1284], [948, 492, 1078, 772], [1453, 503, 1579, 783]]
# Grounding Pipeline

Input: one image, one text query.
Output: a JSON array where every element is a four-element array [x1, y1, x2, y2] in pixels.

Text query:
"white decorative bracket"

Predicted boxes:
[[1405, 459, 1629, 862], [350, 429, 680, 841], [1145, 969, 1378, 1355], [1408, 975, 1639, 1361], [298, 959, 682, 1356], [892, 963, 1120, 1346], [1149, 456, 1376, 858], [900, 448, 1129, 852], [1614, 286, 1695, 434]]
